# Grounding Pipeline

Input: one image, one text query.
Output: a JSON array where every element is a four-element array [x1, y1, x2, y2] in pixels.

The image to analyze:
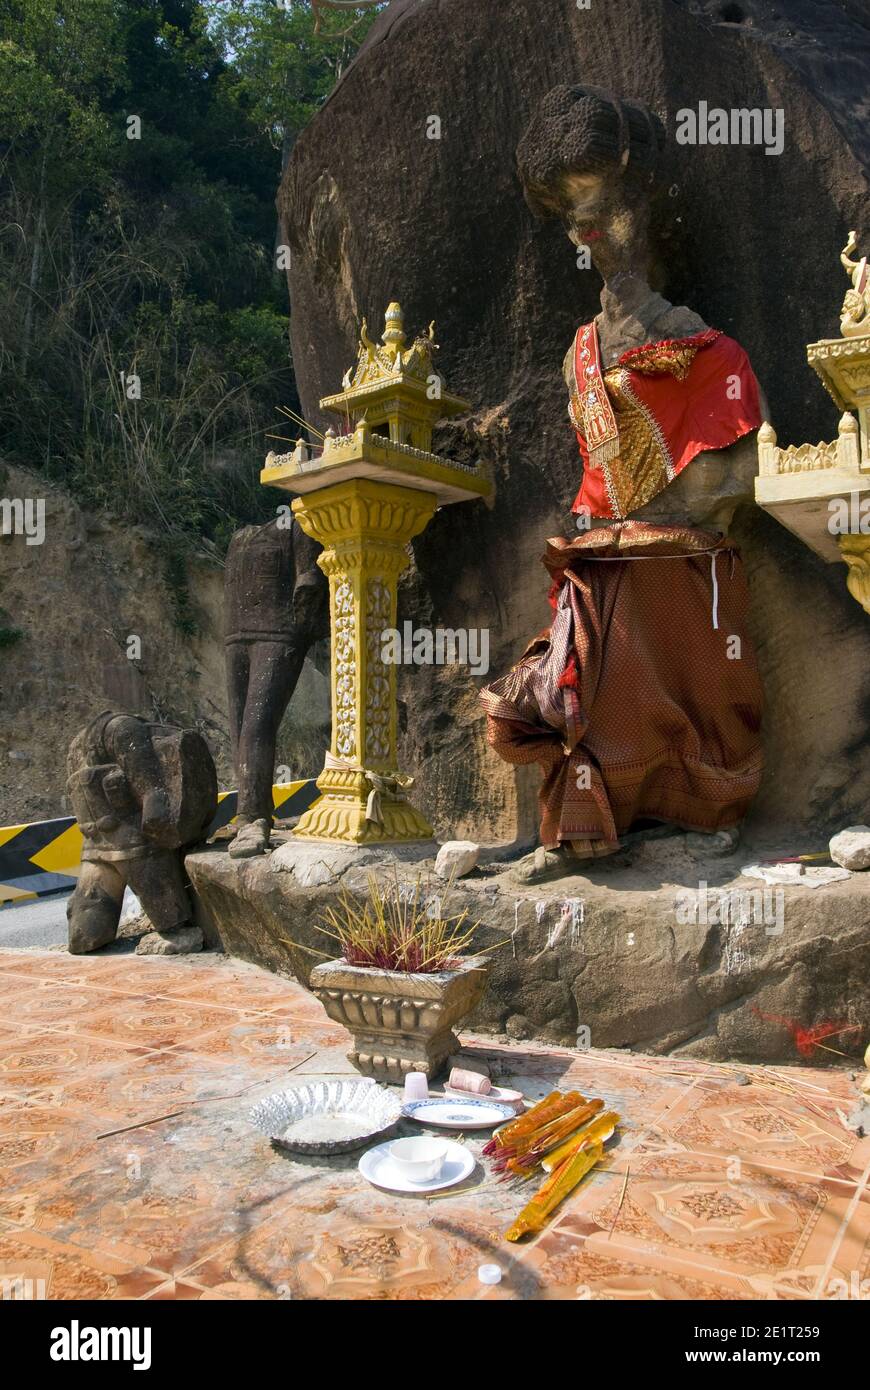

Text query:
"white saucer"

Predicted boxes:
[[358, 1139, 475, 1193], [402, 1097, 515, 1129]]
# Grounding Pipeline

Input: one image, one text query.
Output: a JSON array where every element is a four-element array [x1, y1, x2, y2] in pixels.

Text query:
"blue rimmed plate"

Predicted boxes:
[[402, 1097, 515, 1129]]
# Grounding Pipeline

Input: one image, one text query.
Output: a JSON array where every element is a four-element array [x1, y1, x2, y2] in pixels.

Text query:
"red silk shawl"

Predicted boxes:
[[568, 321, 762, 520]]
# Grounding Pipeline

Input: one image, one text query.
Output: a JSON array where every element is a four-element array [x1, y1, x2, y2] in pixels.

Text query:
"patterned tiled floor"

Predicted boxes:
[[0, 947, 867, 1300]]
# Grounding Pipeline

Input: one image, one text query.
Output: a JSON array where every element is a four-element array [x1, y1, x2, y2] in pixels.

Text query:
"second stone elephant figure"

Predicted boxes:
[[223, 515, 328, 857]]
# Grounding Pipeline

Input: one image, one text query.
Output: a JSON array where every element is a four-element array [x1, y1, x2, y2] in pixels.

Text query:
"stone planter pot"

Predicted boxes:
[[309, 955, 489, 1083]]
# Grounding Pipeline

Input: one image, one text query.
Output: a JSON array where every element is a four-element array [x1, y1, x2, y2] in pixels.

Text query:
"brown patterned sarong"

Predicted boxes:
[[480, 523, 763, 855]]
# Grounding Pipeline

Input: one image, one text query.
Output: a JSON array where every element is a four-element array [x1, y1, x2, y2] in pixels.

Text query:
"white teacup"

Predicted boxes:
[[388, 1136, 448, 1184]]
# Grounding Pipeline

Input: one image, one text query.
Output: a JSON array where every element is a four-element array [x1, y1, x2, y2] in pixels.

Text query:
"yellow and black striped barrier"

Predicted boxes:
[[0, 779, 320, 907]]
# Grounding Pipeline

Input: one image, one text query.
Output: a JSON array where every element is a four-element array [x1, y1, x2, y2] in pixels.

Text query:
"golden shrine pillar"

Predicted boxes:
[[261, 303, 490, 844], [288, 476, 436, 842]]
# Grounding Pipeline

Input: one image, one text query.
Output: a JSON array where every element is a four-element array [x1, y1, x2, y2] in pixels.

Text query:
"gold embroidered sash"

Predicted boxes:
[[570, 322, 620, 467]]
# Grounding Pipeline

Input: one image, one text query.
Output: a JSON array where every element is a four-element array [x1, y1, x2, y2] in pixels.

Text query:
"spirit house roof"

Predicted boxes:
[[262, 301, 489, 507], [320, 301, 470, 437]]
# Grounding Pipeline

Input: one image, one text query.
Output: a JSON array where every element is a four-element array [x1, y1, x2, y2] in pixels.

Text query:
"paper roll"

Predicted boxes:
[[449, 1067, 491, 1095]]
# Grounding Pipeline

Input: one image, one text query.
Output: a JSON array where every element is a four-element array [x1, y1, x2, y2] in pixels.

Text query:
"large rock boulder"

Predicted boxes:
[[279, 0, 870, 848]]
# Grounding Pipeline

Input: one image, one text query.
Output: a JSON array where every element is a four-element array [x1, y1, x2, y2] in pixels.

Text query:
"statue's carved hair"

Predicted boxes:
[[517, 84, 666, 218]]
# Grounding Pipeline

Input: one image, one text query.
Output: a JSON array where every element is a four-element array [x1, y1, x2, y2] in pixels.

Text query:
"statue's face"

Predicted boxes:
[[558, 168, 649, 280]]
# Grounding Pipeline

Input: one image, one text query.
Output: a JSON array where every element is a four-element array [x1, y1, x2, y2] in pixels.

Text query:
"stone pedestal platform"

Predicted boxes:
[[186, 833, 870, 1065]]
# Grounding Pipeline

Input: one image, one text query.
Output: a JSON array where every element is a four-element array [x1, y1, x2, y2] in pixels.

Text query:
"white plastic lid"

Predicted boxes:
[[478, 1263, 503, 1285]]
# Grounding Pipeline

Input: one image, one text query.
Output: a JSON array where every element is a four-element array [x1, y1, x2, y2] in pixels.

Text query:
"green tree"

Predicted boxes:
[[0, 0, 123, 373], [206, 0, 383, 190], [0, 0, 378, 552]]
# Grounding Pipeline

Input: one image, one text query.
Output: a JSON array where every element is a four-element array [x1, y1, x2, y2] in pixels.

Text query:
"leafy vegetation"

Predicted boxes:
[[0, 0, 382, 553]]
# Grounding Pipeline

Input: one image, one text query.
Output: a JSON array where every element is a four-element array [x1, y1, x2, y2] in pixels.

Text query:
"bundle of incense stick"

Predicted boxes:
[[482, 1089, 620, 1240]]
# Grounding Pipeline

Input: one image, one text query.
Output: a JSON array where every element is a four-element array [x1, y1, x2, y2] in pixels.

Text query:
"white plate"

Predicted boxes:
[[402, 1097, 515, 1129], [359, 1139, 475, 1193]]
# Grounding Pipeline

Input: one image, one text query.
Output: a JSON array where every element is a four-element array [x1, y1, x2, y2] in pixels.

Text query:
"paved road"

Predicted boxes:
[[0, 892, 71, 948]]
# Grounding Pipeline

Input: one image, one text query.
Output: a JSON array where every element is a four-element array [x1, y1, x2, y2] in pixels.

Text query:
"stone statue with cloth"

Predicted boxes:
[[481, 85, 765, 884]]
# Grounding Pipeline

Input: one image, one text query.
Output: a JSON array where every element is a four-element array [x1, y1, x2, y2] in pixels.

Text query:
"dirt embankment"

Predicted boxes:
[[0, 464, 328, 826]]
